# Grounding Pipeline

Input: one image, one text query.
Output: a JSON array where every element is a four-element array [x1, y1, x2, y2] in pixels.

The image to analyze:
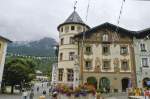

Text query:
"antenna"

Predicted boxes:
[[113, 0, 126, 42], [74, 0, 78, 11]]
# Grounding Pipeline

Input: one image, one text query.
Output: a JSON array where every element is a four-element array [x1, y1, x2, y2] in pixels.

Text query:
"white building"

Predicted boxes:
[[134, 30, 150, 88], [57, 10, 90, 86], [0, 35, 11, 91]]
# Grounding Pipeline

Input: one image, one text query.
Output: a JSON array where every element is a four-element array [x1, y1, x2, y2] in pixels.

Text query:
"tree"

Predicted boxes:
[[2, 58, 36, 94]]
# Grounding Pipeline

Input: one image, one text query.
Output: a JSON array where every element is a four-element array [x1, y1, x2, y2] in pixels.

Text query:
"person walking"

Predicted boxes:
[[22, 89, 28, 99], [39, 91, 46, 99], [29, 89, 34, 99], [37, 86, 39, 92]]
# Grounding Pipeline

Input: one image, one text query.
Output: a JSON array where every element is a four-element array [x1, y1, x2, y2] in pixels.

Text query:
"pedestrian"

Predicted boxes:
[[29, 89, 34, 99], [37, 86, 39, 92], [22, 89, 28, 99], [52, 91, 57, 99], [39, 91, 46, 99], [43, 90, 46, 95]]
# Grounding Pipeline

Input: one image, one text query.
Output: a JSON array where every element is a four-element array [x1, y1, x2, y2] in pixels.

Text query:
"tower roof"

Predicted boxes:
[[58, 11, 90, 30]]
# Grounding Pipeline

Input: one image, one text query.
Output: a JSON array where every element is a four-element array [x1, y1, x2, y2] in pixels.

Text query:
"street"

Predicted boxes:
[[0, 82, 51, 99]]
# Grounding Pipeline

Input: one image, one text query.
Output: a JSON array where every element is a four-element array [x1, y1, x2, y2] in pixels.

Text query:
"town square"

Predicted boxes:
[[0, 0, 150, 99]]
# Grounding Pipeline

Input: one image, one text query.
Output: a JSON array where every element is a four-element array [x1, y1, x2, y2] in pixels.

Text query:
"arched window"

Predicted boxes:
[[140, 43, 146, 52], [102, 34, 109, 41]]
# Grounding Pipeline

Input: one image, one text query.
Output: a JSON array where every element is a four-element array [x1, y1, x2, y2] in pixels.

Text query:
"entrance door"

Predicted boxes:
[[122, 78, 129, 92], [99, 77, 110, 91], [87, 77, 97, 89]]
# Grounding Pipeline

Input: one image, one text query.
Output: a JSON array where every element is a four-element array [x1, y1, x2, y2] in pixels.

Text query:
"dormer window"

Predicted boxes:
[[71, 26, 75, 31], [140, 43, 146, 52], [60, 27, 63, 32], [77, 26, 82, 32], [65, 26, 69, 33], [102, 34, 109, 41]]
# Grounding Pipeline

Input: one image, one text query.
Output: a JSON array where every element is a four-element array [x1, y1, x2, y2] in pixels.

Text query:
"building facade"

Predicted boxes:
[[57, 11, 89, 86], [74, 23, 136, 92], [134, 30, 150, 88], [0, 36, 11, 90]]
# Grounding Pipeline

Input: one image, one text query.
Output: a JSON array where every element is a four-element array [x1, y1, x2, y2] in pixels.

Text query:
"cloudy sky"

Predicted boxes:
[[0, 0, 150, 41]]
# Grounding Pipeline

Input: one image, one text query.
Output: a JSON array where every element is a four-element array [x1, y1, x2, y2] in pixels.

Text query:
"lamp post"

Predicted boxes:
[[73, 55, 80, 89], [51, 45, 59, 88]]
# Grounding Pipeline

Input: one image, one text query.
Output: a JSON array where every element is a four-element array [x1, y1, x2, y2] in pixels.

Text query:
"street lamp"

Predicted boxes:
[[73, 55, 80, 89], [51, 45, 59, 88]]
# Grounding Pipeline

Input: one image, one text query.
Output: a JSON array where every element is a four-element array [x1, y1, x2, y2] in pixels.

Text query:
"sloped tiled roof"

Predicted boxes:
[[0, 35, 12, 42], [64, 11, 84, 24], [58, 11, 90, 30], [74, 22, 135, 38]]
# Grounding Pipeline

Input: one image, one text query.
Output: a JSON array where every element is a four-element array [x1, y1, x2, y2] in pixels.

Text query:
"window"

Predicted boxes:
[[69, 52, 75, 61], [102, 60, 111, 70], [65, 26, 69, 33], [142, 58, 149, 67], [70, 37, 74, 44], [58, 69, 64, 81], [60, 27, 63, 32], [67, 69, 74, 81], [102, 34, 109, 41], [140, 43, 146, 52], [120, 46, 128, 55], [85, 46, 92, 54], [60, 53, 63, 61], [85, 60, 92, 70], [102, 45, 110, 55], [71, 26, 75, 30], [121, 60, 129, 71], [60, 38, 64, 45], [77, 26, 82, 32]]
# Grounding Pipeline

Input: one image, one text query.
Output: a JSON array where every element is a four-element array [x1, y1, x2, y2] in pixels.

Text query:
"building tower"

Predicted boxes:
[[57, 11, 89, 86]]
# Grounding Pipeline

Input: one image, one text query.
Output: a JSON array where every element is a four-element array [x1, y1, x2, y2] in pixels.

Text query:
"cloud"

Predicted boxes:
[[0, 0, 150, 41]]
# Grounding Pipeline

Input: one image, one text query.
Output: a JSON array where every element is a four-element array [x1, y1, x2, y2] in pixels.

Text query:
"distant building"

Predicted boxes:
[[57, 10, 89, 86], [36, 70, 48, 81], [134, 30, 150, 88], [0, 35, 11, 90], [74, 23, 136, 92]]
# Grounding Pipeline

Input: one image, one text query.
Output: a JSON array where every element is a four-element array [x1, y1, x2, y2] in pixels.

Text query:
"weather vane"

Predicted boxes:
[[74, 0, 77, 11]]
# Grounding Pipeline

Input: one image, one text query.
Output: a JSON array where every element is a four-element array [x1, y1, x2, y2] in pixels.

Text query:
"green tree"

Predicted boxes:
[[3, 58, 36, 94]]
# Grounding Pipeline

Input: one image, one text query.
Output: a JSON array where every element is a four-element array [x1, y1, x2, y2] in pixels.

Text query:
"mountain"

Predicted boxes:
[[7, 37, 58, 57]]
